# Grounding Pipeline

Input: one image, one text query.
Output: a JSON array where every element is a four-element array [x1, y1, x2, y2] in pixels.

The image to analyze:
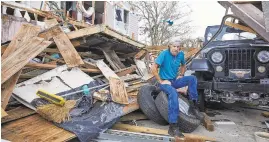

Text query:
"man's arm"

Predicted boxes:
[[151, 63, 163, 83]]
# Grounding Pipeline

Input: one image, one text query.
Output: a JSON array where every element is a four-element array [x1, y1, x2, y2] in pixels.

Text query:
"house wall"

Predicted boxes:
[[105, 2, 138, 40]]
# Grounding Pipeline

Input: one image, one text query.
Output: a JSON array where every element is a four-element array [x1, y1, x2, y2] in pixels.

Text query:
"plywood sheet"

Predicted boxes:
[[1, 114, 76, 142], [1, 38, 52, 84]]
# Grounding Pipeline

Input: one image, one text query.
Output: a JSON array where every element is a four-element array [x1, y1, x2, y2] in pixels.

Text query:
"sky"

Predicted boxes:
[[186, 1, 226, 38], [138, 1, 226, 43]]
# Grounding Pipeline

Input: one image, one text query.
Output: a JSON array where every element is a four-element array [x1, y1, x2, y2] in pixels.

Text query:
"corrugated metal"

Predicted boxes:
[[105, 2, 114, 29], [128, 12, 138, 40]]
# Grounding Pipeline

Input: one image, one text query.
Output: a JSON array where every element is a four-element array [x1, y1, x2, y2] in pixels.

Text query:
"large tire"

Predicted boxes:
[[138, 85, 168, 125], [155, 91, 201, 133]]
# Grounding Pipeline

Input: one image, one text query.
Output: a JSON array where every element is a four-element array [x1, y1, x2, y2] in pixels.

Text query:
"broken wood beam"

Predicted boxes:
[[1, 106, 36, 124], [92, 65, 137, 79], [1, 38, 52, 84], [1, 1, 61, 21], [202, 112, 214, 131], [135, 49, 147, 59], [96, 60, 129, 104], [112, 124, 217, 142], [25, 63, 101, 73], [1, 108, 8, 118], [1, 24, 41, 109], [52, 26, 84, 67]]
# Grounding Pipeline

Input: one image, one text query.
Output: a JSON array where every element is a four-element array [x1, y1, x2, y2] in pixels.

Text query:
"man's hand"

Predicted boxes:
[[160, 80, 171, 85], [176, 75, 183, 79]]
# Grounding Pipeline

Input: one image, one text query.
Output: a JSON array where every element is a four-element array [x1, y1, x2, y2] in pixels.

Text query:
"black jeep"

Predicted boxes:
[[189, 25, 269, 110]]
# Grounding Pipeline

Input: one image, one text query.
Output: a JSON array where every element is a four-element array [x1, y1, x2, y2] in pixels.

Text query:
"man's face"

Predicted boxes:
[[169, 43, 181, 56]]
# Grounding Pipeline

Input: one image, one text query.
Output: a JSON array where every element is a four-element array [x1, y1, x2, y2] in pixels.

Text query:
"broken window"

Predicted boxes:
[[124, 10, 129, 24], [115, 8, 122, 21]]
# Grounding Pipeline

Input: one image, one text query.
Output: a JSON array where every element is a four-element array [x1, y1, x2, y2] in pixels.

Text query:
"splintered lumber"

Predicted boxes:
[[1, 37, 52, 84], [44, 19, 58, 29], [1, 114, 76, 142], [2, 108, 8, 118], [112, 124, 217, 142], [262, 111, 269, 118], [101, 49, 125, 70], [202, 112, 214, 131], [1, 24, 41, 109], [25, 63, 101, 73], [1, 106, 36, 124], [52, 26, 84, 67], [135, 49, 147, 59], [96, 60, 129, 104]]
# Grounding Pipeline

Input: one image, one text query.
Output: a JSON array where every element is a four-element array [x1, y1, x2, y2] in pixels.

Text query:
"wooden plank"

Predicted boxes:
[[1, 106, 36, 124], [102, 49, 125, 70], [1, 38, 52, 84], [1, 24, 41, 109], [116, 65, 136, 77], [135, 49, 147, 59], [1, 1, 61, 21], [1, 114, 76, 142], [263, 1, 269, 32], [44, 18, 58, 29], [53, 26, 84, 67], [109, 77, 129, 104], [2, 24, 41, 60], [1, 44, 8, 55], [25, 63, 101, 73], [38, 25, 62, 41], [103, 27, 145, 48], [67, 19, 90, 28], [66, 24, 106, 39], [202, 112, 214, 131], [225, 21, 256, 34], [1, 71, 21, 109], [112, 124, 217, 141], [261, 111, 269, 118], [96, 60, 129, 104], [2, 108, 8, 118]]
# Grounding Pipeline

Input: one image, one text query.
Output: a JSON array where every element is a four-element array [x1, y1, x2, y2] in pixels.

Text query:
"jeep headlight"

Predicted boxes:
[[211, 51, 223, 63], [257, 50, 269, 63]]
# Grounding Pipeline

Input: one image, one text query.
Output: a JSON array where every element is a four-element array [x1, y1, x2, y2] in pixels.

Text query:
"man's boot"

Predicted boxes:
[[168, 123, 184, 137], [189, 100, 204, 120]]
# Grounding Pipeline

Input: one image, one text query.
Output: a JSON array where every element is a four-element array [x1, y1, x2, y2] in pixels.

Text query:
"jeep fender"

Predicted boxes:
[[188, 59, 214, 73]]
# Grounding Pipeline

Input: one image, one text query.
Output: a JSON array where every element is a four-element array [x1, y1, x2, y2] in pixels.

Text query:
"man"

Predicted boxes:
[[151, 41, 201, 137]]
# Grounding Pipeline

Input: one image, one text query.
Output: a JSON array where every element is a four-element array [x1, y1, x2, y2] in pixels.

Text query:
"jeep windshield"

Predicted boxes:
[[204, 25, 257, 43]]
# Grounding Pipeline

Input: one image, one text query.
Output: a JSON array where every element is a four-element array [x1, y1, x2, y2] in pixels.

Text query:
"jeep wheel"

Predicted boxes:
[[138, 85, 168, 125], [155, 91, 201, 133]]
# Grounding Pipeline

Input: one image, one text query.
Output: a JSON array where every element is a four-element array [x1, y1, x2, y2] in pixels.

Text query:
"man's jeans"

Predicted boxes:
[[158, 75, 198, 123]]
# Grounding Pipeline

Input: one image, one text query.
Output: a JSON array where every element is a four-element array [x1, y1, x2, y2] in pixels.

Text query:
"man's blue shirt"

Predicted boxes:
[[155, 49, 185, 80]]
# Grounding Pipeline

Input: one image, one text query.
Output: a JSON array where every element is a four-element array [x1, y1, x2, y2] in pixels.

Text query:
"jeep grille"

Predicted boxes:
[[224, 49, 255, 76]]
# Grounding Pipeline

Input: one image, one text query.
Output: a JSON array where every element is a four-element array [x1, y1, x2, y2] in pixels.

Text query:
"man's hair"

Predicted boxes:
[[168, 40, 182, 49]]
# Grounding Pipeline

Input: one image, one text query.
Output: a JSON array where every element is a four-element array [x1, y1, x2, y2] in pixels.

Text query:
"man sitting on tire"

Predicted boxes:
[[151, 40, 202, 137]]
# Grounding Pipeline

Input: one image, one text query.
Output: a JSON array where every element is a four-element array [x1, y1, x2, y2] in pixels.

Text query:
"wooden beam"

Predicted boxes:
[[225, 21, 256, 34], [1, 38, 52, 84], [103, 27, 145, 48], [1, 1, 61, 21], [66, 24, 106, 39], [135, 49, 147, 59], [202, 112, 214, 131], [96, 60, 129, 104], [112, 124, 217, 141], [25, 63, 101, 73], [52, 26, 84, 67], [1, 24, 41, 109], [67, 19, 90, 28], [44, 18, 58, 29], [1, 106, 36, 124], [116, 65, 136, 77], [1, 108, 8, 118]]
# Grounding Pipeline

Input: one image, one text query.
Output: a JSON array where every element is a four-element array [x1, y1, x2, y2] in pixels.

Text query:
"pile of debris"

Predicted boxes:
[[1, 2, 216, 142]]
